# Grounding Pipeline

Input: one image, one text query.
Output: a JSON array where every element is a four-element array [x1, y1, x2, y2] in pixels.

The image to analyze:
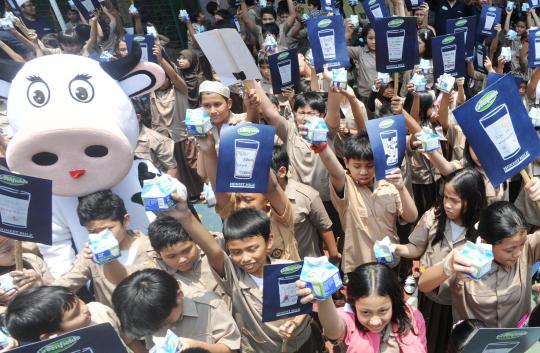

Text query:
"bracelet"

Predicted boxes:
[[311, 143, 328, 154]]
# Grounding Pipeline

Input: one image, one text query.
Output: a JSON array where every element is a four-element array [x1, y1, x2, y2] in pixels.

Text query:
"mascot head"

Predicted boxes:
[[0, 44, 165, 197]]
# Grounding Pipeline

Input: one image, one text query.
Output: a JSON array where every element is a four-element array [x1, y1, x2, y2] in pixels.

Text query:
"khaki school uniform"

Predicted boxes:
[[409, 208, 467, 305], [134, 125, 177, 172], [286, 179, 332, 258], [330, 174, 404, 274], [212, 255, 312, 353], [150, 86, 188, 143], [146, 291, 241, 351], [54, 232, 154, 309], [450, 230, 540, 327], [347, 46, 377, 99], [88, 302, 122, 334], [444, 121, 466, 162]]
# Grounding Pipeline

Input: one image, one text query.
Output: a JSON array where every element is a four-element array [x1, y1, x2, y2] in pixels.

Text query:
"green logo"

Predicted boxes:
[[280, 264, 302, 275], [318, 19, 332, 28], [133, 35, 145, 42], [475, 90, 498, 112], [369, 0, 376, 4], [388, 19, 404, 28], [442, 5, 448, 10], [37, 336, 80, 353], [488, 6, 496, 11], [278, 52, 290, 60], [238, 126, 260, 136], [442, 36, 455, 45], [0, 174, 28, 187], [379, 119, 394, 129], [456, 19, 467, 26], [496, 331, 527, 340]]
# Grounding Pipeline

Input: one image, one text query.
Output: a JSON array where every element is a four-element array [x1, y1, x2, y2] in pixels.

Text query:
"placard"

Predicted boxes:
[[72, 0, 101, 20], [486, 72, 523, 88], [125, 34, 157, 63], [362, 0, 391, 24], [216, 124, 275, 193], [5, 0, 21, 16], [446, 16, 477, 57], [321, 0, 337, 13], [477, 5, 501, 38], [474, 43, 488, 74], [365, 115, 406, 180], [529, 29, 540, 68], [404, 0, 425, 11], [268, 48, 301, 94], [462, 327, 540, 353], [453, 74, 540, 187], [432, 33, 466, 79], [529, 0, 540, 9], [262, 261, 313, 322], [374, 17, 419, 73], [306, 15, 350, 73], [0, 170, 51, 245]]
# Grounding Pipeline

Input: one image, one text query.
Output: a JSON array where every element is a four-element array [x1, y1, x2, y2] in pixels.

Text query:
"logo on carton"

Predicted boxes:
[[456, 19, 467, 26], [238, 126, 260, 137], [475, 90, 498, 112], [318, 19, 332, 28], [0, 175, 28, 186], [37, 336, 80, 353], [278, 52, 290, 60], [442, 36, 455, 45], [379, 119, 394, 129], [388, 18, 404, 28], [280, 264, 302, 275], [496, 331, 527, 340]]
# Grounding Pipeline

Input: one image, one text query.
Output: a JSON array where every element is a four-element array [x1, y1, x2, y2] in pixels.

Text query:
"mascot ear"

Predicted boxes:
[[0, 59, 24, 99]]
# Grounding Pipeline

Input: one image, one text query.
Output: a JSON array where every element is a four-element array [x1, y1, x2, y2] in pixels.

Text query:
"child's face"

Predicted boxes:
[[294, 106, 322, 126], [345, 158, 375, 186], [178, 56, 191, 70], [382, 83, 394, 98], [366, 30, 376, 52], [354, 294, 393, 333], [516, 21, 527, 35], [60, 298, 91, 334], [235, 193, 269, 212], [161, 290, 184, 329], [261, 13, 276, 24], [85, 216, 129, 244], [519, 82, 527, 96], [67, 10, 79, 22], [201, 93, 232, 126], [0, 237, 15, 267], [443, 183, 463, 222], [492, 230, 527, 268], [117, 40, 128, 58], [260, 63, 271, 81], [418, 37, 425, 57], [226, 235, 272, 277], [158, 241, 199, 273]]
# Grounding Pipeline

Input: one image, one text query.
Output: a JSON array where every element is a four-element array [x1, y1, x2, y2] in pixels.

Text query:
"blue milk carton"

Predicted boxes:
[[149, 330, 182, 353], [373, 236, 396, 265], [300, 256, 343, 300], [141, 174, 186, 212], [416, 127, 441, 152], [304, 117, 329, 143], [459, 241, 493, 280], [186, 108, 212, 136], [178, 9, 189, 22], [88, 229, 121, 265]]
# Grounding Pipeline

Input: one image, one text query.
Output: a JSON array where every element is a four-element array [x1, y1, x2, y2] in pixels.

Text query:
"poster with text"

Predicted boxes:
[[268, 49, 301, 93], [404, 0, 425, 11], [529, 0, 540, 9], [362, 0, 391, 23], [432, 33, 466, 80], [528, 29, 540, 68], [446, 16, 477, 57], [486, 72, 523, 88], [365, 115, 406, 180], [72, 0, 101, 20], [125, 34, 157, 63], [307, 15, 351, 73], [474, 43, 488, 74], [322, 0, 337, 13], [462, 327, 540, 353], [477, 5, 501, 38], [374, 17, 419, 73], [453, 74, 540, 186]]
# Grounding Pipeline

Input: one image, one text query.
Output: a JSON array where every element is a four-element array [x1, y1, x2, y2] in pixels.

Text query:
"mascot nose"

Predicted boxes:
[[69, 169, 86, 179]]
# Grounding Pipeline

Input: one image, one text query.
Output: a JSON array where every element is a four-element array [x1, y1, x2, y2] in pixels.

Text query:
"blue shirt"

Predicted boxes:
[[427, 0, 472, 36]]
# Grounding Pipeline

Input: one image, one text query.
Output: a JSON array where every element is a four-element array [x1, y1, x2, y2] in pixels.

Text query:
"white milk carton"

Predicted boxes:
[[416, 127, 441, 152], [410, 73, 427, 92], [300, 256, 343, 300], [186, 108, 212, 136], [149, 330, 182, 353], [88, 229, 121, 265], [304, 116, 329, 143], [332, 68, 348, 89], [141, 175, 186, 212], [0, 273, 15, 292], [377, 72, 391, 85], [374, 236, 396, 265], [437, 73, 455, 93], [459, 241, 493, 280]]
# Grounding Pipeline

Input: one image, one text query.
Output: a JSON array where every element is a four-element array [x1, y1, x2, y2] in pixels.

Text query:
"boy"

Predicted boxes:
[[112, 269, 240, 353], [163, 199, 313, 353]]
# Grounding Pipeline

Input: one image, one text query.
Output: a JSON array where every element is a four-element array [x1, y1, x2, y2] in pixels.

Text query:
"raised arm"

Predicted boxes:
[[418, 249, 473, 293], [314, 141, 346, 195], [252, 80, 288, 140], [504, 7, 512, 32], [265, 171, 289, 219], [285, 0, 297, 28], [153, 41, 188, 95], [0, 40, 24, 62], [437, 90, 452, 132]]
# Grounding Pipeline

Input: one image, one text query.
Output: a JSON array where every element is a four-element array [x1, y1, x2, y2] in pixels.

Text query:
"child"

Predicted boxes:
[[446, 320, 486, 353], [393, 168, 487, 353], [53, 190, 153, 309], [163, 198, 313, 353], [112, 268, 240, 352], [296, 262, 427, 352]]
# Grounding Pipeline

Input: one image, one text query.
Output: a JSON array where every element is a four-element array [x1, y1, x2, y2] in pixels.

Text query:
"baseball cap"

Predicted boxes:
[[199, 80, 230, 99]]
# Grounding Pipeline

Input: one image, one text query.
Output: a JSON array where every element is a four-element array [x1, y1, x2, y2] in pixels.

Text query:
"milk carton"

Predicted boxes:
[[260, 0, 267, 7], [437, 73, 455, 93], [529, 107, 540, 128], [178, 9, 189, 22], [264, 35, 277, 52], [459, 241, 493, 280], [416, 127, 441, 152], [377, 72, 391, 85], [332, 68, 348, 89], [304, 116, 329, 143], [522, 3, 530, 12], [88, 229, 120, 265], [149, 330, 182, 353], [506, 29, 518, 40], [501, 46, 512, 61], [506, 1, 515, 10], [410, 73, 427, 92], [300, 256, 343, 300], [141, 174, 186, 212], [349, 14, 359, 28], [128, 4, 138, 15], [203, 182, 216, 207], [0, 273, 15, 293], [186, 108, 212, 136], [419, 59, 433, 75], [373, 236, 396, 265]]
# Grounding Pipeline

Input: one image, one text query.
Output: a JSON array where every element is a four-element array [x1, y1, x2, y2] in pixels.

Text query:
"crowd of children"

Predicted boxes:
[[1, 0, 540, 352]]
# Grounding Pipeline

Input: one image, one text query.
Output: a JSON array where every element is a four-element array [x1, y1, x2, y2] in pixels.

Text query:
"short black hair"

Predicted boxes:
[[308, 0, 321, 10], [262, 22, 280, 37], [77, 190, 127, 226], [148, 216, 192, 252], [183, 349, 211, 353], [223, 208, 271, 242], [478, 201, 528, 245], [271, 144, 289, 173], [215, 9, 232, 21], [112, 269, 179, 338], [293, 91, 326, 114], [261, 7, 277, 19], [214, 18, 236, 30], [343, 131, 373, 161], [4, 286, 77, 342], [206, 1, 218, 15], [57, 29, 83, 48]]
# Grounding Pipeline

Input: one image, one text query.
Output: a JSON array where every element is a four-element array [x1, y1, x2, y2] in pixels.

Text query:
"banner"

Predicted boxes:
[[306, 15, 350, 73], [446, 16, 477, 57], [365, 115, 407, 180], [216, 124, 275, 193], [529, 29, 540, 68], [362, 0, 391, 24], [432, 33, 466, 79], [529, 0, 540, 9], [477, 5, 501, 38], [453, 74, 540, 186], [462, 327, 540, 353], [474, 43, 488, 74], [268, 48, 301, 94], [404, 0, 425, 11], [125, 34, 157, 63], [262, 261, 312, 322], [374, 17, 419, 73], [72, 0, 101, 20], [0, 170, 51, 245]]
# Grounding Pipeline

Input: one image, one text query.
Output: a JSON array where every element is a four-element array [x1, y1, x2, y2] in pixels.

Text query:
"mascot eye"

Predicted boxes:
[[69, 78, 94, 103], [27, 81, 50, 108]]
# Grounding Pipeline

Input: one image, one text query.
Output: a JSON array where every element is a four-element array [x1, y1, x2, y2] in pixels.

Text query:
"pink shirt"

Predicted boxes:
[[338, 304, 427, 353]]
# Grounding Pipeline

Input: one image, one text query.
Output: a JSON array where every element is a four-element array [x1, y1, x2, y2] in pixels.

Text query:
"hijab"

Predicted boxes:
[[179, 49, 204, 108]]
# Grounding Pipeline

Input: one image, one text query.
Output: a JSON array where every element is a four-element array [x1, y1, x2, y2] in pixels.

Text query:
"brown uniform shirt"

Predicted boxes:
[[347, 46, 377, 99], [330, 174, 404, 274], [150, 86, 189, 143], [135, 125, 177, 172]]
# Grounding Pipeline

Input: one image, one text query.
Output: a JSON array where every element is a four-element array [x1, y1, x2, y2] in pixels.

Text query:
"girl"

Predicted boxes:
[[296, 263, 427, 353], [419, 178, 540, 328], [347, 24, 377, 112], [177, 49, 204, 109], [393, 167, 487, 353], [368, 77, 398, 117]]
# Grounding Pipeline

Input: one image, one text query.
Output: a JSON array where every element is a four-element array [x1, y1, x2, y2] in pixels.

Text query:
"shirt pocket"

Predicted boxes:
[[373, 197, 397, 222]]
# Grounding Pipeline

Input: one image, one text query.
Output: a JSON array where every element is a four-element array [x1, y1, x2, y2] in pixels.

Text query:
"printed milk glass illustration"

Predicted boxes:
[[0, 186, 31, 228], [279, 276, 299, 307], [535, 33, 540, 61], [133, 36, 149, 62], [484, 10, 497, 31], [234, 139, 260, 179], [278, 59, 292, 86], [387, 29, 405, 62], [369, 0, 384, 18], [318, 28, 337, 61], [380, 130, 399, 167], [479, 104, 521, 160], [442, 44, 457, 72]]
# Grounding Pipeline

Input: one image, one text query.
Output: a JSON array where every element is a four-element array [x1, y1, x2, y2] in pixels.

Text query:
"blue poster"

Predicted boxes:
[[474, 43, 487, 74], [374, 17, 419, 73], [268, 48, 301, 94], [8, 323, 127, 353], [404, 0, 425, 11], [453, 75, 540, 187], [5, 0, 21, 16], [0, 170, 51, 245], [125, 34, 157, 63], [462, 327, 540, 353], [432, 33, 466, 80], [446, 16, 477, 57], [262, 261, 312, 322], [529, 0, 540, 9], [321, 0, 337, 13], [362, 0, 391, 24], [216, 124, 276, 193], [306, 16, 350, 73], [486, 72, 523, 88], [365, 115, 406, 180], [528, 29, 540, 68], [72, 0, 101, 20], [477, 5, 501, 38]]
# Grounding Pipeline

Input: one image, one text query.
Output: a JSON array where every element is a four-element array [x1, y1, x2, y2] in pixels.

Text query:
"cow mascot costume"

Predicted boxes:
[[0, 44, 167, 276]]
